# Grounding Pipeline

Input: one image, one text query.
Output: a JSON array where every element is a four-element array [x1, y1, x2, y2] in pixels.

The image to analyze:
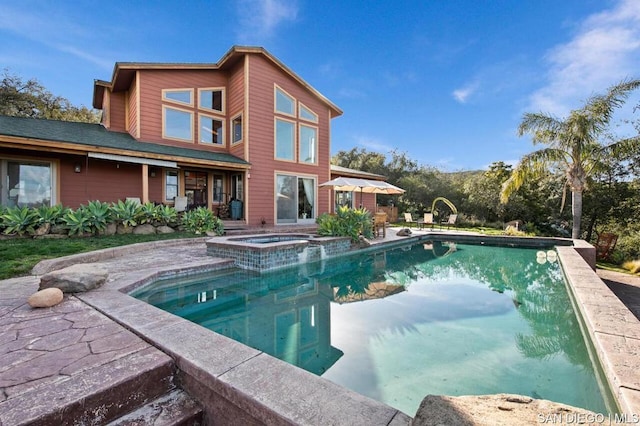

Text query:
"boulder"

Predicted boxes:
[[117, 224, 134, 234], [39, 263, 109, 293], [103, 222, 117, 236], [33, 223, 51, 236], [50, 224, 67, 234], [28, 287, 64, 308], [411, 394, 598, 426], [133, 224, 156, 235], [156, 225, 175, 234]]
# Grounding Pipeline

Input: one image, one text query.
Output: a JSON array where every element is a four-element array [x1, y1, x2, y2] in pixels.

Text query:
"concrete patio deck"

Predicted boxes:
[[1, 228, 640, 424]]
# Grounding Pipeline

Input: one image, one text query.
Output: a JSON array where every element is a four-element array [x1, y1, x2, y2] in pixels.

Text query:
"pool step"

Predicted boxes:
[[107, 389, 203, 426]]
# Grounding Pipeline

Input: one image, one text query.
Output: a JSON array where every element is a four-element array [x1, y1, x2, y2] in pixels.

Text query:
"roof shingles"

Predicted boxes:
[[0, 115, 250, 166]]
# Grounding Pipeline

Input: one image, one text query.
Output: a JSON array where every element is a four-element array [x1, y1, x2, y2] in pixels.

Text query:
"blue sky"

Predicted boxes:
[[1, 0, 639, 171]]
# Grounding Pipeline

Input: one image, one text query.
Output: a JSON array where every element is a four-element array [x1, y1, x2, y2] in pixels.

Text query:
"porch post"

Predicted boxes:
[[141, 164, 149, 203]]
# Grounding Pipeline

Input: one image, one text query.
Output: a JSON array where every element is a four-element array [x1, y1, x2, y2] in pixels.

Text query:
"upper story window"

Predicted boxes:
[[162, 89, 193, 106], [275, 118, 295, 161], [274, 85, 320, 164], [199, 88, 224, 113], [299, 124, 317, 164], [299, 103, 318, 122], [232, 114, 243, 144], [275, 86, 295, 116], [199, 114, 224, 145], [163, 106, 193, 142]]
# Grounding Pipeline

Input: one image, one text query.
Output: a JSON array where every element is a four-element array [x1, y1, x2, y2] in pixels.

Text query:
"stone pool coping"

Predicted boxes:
[[19, 232, 640, 422]]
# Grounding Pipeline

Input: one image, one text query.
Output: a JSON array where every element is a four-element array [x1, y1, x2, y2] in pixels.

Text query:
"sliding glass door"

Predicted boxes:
[[276, 174, 315, 225], [1, 159, 54, 208]]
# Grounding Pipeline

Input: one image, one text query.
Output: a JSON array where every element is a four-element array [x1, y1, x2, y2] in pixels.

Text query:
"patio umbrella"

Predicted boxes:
[[319, 177, 405, 207]]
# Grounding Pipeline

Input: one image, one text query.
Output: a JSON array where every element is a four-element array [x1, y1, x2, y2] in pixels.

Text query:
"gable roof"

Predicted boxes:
[[0, 115, 250, 168], [94, 45, 342, 118]]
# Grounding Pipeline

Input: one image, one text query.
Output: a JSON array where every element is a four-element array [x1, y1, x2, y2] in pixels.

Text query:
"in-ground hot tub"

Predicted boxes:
[[206, 233, 351, 271]]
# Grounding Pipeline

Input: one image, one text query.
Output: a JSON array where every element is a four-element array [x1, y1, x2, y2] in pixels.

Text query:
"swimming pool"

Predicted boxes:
[[132, 239, 613, 415]]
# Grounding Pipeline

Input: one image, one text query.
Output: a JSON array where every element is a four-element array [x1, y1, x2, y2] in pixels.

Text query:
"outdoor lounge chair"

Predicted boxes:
[[418, 213, 435, 230], [441, 214, 457, 229], [404, 213, 416, 228]]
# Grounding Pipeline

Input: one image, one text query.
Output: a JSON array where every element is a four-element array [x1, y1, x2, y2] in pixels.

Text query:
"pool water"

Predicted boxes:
[[132, 240, 611, 415]]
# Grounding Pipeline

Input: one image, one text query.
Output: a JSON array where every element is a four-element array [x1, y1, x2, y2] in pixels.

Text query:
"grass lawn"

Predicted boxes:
[[0, 232, 198, 280]]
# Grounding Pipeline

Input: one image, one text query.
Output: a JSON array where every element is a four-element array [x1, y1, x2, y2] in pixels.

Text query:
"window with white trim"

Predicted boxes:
[[232, 114, 243, 143], [299, 103, 318, 122], [162, 89, 193, 106], [165, 170, 179, 202], [163, 106, 193, 141], [275, 119, 295, 161], [1, 159, 55, 207], [275, 87, 295, 115], [198, 88, 224, 113], [299, 124, 317, 164], [199, 114, 224, 145]]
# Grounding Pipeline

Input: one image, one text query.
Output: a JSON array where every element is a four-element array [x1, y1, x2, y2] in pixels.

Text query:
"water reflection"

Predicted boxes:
[[132, 239, 608, 413]]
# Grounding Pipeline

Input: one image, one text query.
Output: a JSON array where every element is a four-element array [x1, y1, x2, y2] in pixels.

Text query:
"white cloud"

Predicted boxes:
[[236, 0, 298, 42], [354, 135, 393, 153], [528, 0, 640, 116], [337, 87, 366, 99], [452, 81, 479, 104]]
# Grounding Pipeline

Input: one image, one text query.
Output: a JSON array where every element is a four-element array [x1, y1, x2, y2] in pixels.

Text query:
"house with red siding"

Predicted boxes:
[[0, 46, 386, 226]]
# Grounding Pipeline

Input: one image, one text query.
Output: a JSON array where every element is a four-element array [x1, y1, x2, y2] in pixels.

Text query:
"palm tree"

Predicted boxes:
[[501, 79, 640, 239]]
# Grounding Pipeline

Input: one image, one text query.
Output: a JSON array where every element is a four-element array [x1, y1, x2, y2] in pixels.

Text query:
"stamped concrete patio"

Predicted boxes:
[[1, 229, 640, 425]]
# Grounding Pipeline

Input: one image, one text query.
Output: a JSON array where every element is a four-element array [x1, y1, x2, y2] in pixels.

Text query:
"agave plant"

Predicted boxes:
[[111, 199, 141, 227], [138, 202, 159, 224], [35, 204, 66, 226], [84, 200, 112, 234], [63, 207, 93, 236], [1, 206, 38, 235], [155, 204, 178, 226]]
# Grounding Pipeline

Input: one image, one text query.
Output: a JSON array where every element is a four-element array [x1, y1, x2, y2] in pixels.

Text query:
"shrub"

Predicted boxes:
[[614, 230, 640, 261], [63, 207, 94, 236], [503, 225, 526, 236], [138, 202, 159, 224], [35, 204, 67, 226], [316, 206, 372, 242], [111, 199, 141, 227], [155, 204, 178, 226], [1, 206, 38, 235], [182, 207, 224, 235], [0, 205, 6, 233], [622, 260, 640, 274], [84, 201, 112, 234]]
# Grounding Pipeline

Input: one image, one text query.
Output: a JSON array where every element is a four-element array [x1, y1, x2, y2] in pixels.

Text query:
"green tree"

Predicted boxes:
[[0, 70, 100, 123], [501, 79, 640, 239]]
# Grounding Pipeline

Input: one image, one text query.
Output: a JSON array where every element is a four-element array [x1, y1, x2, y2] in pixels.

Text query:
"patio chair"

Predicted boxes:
[[441, 214, 457, 229], [418, 213, 436, 230], [174, 196, 188, 213], [404, 213, 416, 228], [373, 212, 387, 238], [595, 232, 618, 261]]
